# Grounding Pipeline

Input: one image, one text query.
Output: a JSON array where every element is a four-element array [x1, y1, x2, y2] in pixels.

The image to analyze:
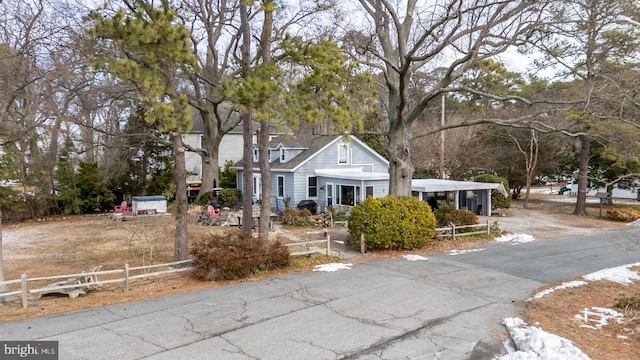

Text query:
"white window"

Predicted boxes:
[[280, 148, 285, 162], [200, 134, 204, 148], [253, 148, 259, 162], [338, 142, 349, 164]]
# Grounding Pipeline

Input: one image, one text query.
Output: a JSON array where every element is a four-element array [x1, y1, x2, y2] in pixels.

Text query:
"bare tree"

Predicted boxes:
[[525, 0, 640, 215], [342, 1, 546, 195], [179, 0, 243, 198]]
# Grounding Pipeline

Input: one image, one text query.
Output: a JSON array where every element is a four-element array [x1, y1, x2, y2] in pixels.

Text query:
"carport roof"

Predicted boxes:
[[411, 179, 508, 197]]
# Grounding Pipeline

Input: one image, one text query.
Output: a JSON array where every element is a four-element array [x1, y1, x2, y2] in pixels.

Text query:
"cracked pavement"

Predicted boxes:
[[2, 227, 639, 359]]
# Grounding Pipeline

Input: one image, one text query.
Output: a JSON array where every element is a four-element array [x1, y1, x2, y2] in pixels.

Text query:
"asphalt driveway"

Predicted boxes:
[[2, 227, 639, 360]]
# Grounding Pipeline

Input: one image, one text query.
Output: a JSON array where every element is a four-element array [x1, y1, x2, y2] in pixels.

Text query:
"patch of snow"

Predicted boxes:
[[332, 240, 345, 244], [627, 219, 640, 227], [527, 281, 588, 301], [499, 317, 590, 360], [582, 262, 640, 285], [402, 254, 428, 261], [447, 248, 485, 256], [495, 233, 535, 243], [312, 263, 352, 272], [575, 307, 624, 330]]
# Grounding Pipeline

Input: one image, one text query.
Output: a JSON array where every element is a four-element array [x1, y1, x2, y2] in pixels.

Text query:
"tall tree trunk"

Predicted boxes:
[[199, 114, 220, 199], [0, 206, 7, 295], [387, 122, 414, 196], [240, 1, 253, 234], [258, 0, 274, 241], [258, 121, 271, 240], [172, 132, 189, 261], [197, 107, 222, 199], [574, 135, 590, 216]]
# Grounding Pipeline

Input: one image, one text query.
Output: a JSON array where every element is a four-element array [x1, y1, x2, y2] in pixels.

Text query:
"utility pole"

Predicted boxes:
[[440, 94, 445, 179]]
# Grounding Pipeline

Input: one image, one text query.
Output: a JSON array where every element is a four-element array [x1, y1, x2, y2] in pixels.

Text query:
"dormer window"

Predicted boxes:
[[338, 142, 349, 165], [280, 148, 285, 162]]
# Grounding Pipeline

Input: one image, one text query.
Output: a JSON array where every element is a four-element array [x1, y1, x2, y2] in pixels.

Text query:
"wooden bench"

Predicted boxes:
[[31, 266, 102, 299]]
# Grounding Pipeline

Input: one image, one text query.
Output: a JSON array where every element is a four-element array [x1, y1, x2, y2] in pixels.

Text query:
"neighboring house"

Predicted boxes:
[[232, 134, 390, 214], [183, 112, 290, 183]]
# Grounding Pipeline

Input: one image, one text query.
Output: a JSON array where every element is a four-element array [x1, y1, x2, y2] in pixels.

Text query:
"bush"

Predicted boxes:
[[606, 206, 640, 222], [432, 203, 479, 234], [191, 229, 290, 281], [446, 209, 479, 228], [348, 196, 436, 250], [194, 191, 214, 206], [474, 173, 511, 209], [282, 207, 314, 226], [433, 203, 457, 227], [218, 188, 241, 208]]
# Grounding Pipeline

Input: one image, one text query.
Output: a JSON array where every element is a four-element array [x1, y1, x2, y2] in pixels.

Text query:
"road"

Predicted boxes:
[[2, 227, 639, 360]]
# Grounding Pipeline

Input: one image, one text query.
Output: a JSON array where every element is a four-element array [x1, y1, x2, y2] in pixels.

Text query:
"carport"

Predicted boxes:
[[411, 179, 508, 216]]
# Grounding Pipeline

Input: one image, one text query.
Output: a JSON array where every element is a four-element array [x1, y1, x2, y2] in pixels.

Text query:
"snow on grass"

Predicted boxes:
[[574, 307, 625, 330], [527, 281, 588, 301], [498, 317, 590, 360], [495, 233, 535, 243], [312, 263, 352, 272], [447, 248, 485, 256], [402, 254, 428, 261], [582, 262, 640, 285]]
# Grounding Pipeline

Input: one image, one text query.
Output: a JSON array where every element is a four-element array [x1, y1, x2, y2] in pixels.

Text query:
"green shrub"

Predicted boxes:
[[433, 203, 457, 227], [348, 196, 436, 250], [474, 173, 511, 209], [606, 206, 640, 222], [190, 229, 290, 281], [218, 188, 241, 208], [282, 207, 314, 226], [195, 191, 214, 206], [446, 209, 479, 228]]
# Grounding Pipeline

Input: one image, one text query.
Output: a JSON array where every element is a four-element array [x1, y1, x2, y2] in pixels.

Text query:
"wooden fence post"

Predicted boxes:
[[451, 223, 456, 240], [486, 219, 490, 236], [124, 263, 129, 292], [21, 274, 28, 308], [360, 234, 365, 254], [326, 234, 331, 256]]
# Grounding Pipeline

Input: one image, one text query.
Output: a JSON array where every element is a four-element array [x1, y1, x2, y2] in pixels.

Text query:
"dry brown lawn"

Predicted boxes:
[[1, 193, 639, 359]]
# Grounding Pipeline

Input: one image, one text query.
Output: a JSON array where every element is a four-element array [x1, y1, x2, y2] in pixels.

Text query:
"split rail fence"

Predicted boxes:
[[436, 220, 491, 240], [0, 260, 193, 309], [284, 232, 332, 256]]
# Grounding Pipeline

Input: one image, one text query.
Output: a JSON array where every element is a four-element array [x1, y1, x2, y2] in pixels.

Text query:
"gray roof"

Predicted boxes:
[[233, 134, 340, 171]]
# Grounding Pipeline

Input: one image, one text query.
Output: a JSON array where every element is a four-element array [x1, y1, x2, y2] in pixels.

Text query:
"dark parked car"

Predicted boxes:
[[297, 199, 317, 214], [558, 185, 571, 195]]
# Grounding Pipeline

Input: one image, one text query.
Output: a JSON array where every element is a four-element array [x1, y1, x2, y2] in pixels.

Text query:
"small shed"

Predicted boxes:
[[131, 196, 167, 215]]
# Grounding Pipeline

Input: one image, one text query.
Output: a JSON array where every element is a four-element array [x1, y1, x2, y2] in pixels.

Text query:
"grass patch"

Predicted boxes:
[[287, 254, 342, 270], [615, 296, 640, 338]]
